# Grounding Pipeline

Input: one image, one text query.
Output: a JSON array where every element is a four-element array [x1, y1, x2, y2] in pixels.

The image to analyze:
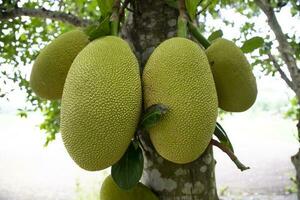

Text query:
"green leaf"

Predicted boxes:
[[165, 0, 178, 8], [111, 142, 144, 190], [84, 16, 110, 40], [241, 36, 264, 53], [214, 122, 234, 153], [185, 0, 201, 20], [208, 30, 223, 42], [97, 0, 114, 16], [140, 104, 168, 130]]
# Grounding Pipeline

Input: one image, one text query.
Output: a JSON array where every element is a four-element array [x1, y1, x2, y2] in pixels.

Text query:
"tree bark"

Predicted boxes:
[[291, 117, 300, 199], [0, 7, 90, 27], [123, 1, 219, 199]]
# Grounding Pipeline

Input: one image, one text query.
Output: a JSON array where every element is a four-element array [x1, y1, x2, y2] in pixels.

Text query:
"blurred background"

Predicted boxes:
[[1, 0, 300, 200]]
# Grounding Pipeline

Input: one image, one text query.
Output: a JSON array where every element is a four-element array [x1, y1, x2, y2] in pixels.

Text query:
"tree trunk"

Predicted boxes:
[[291, 117, 300, 199], [122, 1, 219, 199]]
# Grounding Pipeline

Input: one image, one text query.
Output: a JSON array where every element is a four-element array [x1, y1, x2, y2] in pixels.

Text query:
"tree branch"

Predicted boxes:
[[254, 0, 300, 96], [210, 139, 250, 171], [267, 52, 295, 90], [0, 7, 90, 27]]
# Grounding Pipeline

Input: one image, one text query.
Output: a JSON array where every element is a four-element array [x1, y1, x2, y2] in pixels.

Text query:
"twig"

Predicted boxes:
[[177, 0, 188, 38], [0, 7, 90, 27], [267, 52, 294, 91], [187, 21, 210, 48], [178, 0, 186, 17], [119, 0, 131, 20], [196, 0, 212, 15], [110, 0, 121, 36], [210, 139, 250, 171]]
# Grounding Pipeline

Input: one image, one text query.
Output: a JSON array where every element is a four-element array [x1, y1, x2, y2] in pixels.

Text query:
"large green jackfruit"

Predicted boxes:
[[100, 175, 158, 200], [61, 36, 142, 171], [205, 38, 257, 112], [143, 37, 218, 164], [30, 30, 89, 100]]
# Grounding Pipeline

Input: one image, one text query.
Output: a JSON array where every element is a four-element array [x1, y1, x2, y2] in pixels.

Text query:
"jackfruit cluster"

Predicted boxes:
[[29, 28, 256, 196]]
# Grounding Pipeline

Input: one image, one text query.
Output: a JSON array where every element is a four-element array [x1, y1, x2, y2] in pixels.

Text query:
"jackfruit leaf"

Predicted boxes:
[[97, 0, 114, 16], [214, 122, 234, 153], [241, 36, 264, 53], [165, 0, 178, 8], [208, 30, 223, 42], [111, 142, 144, 190], [185, 0, 202, 20], [84, 16, 110, 41], [140, 104, 168, 131]]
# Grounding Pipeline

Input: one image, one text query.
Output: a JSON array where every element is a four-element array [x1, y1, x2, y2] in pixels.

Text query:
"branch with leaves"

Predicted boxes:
[[0, 6, 90, 27], [267, 52, 294, 90], [255, 0, 300, 96]]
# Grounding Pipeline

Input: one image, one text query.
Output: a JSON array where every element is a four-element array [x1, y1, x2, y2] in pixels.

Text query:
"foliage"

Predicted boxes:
[[285, 96, 300, 121], [0, 0, 299, 146], [0, 0, 100, 145], [111, 142, 144, 190]]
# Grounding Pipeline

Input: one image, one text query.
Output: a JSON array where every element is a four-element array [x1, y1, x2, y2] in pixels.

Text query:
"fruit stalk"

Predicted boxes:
[[119, 0, 131, 22], [177, 0, 188, 38], [187, 21, 211, 49], [110, 0, 121, 36], [210, 139, 250, 171]]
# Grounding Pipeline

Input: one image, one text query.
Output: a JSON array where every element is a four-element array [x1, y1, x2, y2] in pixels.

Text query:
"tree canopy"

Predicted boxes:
[[0, 0, 299, 145]]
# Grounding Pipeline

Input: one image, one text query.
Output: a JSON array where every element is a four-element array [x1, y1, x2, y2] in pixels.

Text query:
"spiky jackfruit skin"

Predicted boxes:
[[143, 37, 218, 164], [205, 38, 257, 112], [61, 36, 142, 171], [29, 30, 89, 100], [100, 176, 159, 200]]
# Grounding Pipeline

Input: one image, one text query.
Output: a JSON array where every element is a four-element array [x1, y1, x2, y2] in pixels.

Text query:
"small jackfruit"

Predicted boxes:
[[30, 30, 89, 100], [100, 175, 158, 200], [61, 36, 142, 171], [143, 37, 218, 164], [205, 38, 257, 112]]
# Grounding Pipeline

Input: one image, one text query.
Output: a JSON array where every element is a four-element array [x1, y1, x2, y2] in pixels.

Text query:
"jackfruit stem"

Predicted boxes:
[[110, 0, 121, 36], [187, 21, 211, 49], [210, 139, 250, 171], [177, 0, 188, 38]]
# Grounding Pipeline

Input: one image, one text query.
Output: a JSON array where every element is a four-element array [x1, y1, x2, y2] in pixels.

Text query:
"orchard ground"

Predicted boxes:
[[0, 75, 298, 200]]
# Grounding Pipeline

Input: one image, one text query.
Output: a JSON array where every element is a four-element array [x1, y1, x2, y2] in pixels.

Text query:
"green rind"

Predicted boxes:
[[143, 37, 218, 164], [206, 38, 257, 112], [61, 36, 142, 171], [100, 175, 159, 200], [30, 30, 89, 100]]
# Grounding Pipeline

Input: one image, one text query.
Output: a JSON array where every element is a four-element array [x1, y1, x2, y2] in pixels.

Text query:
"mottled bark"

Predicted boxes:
[[122, 0, 219, 199], [292, 118, 300, 200], [292, 150, 300, 199]]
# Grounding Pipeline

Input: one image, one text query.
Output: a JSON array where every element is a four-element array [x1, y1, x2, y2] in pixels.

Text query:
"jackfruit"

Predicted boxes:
[[205, 38, 257, 112], [30, 30, 89, 100], [100, 175, 159, 200], [61, 36, 142, 171], [143, 37, 218, 164]]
